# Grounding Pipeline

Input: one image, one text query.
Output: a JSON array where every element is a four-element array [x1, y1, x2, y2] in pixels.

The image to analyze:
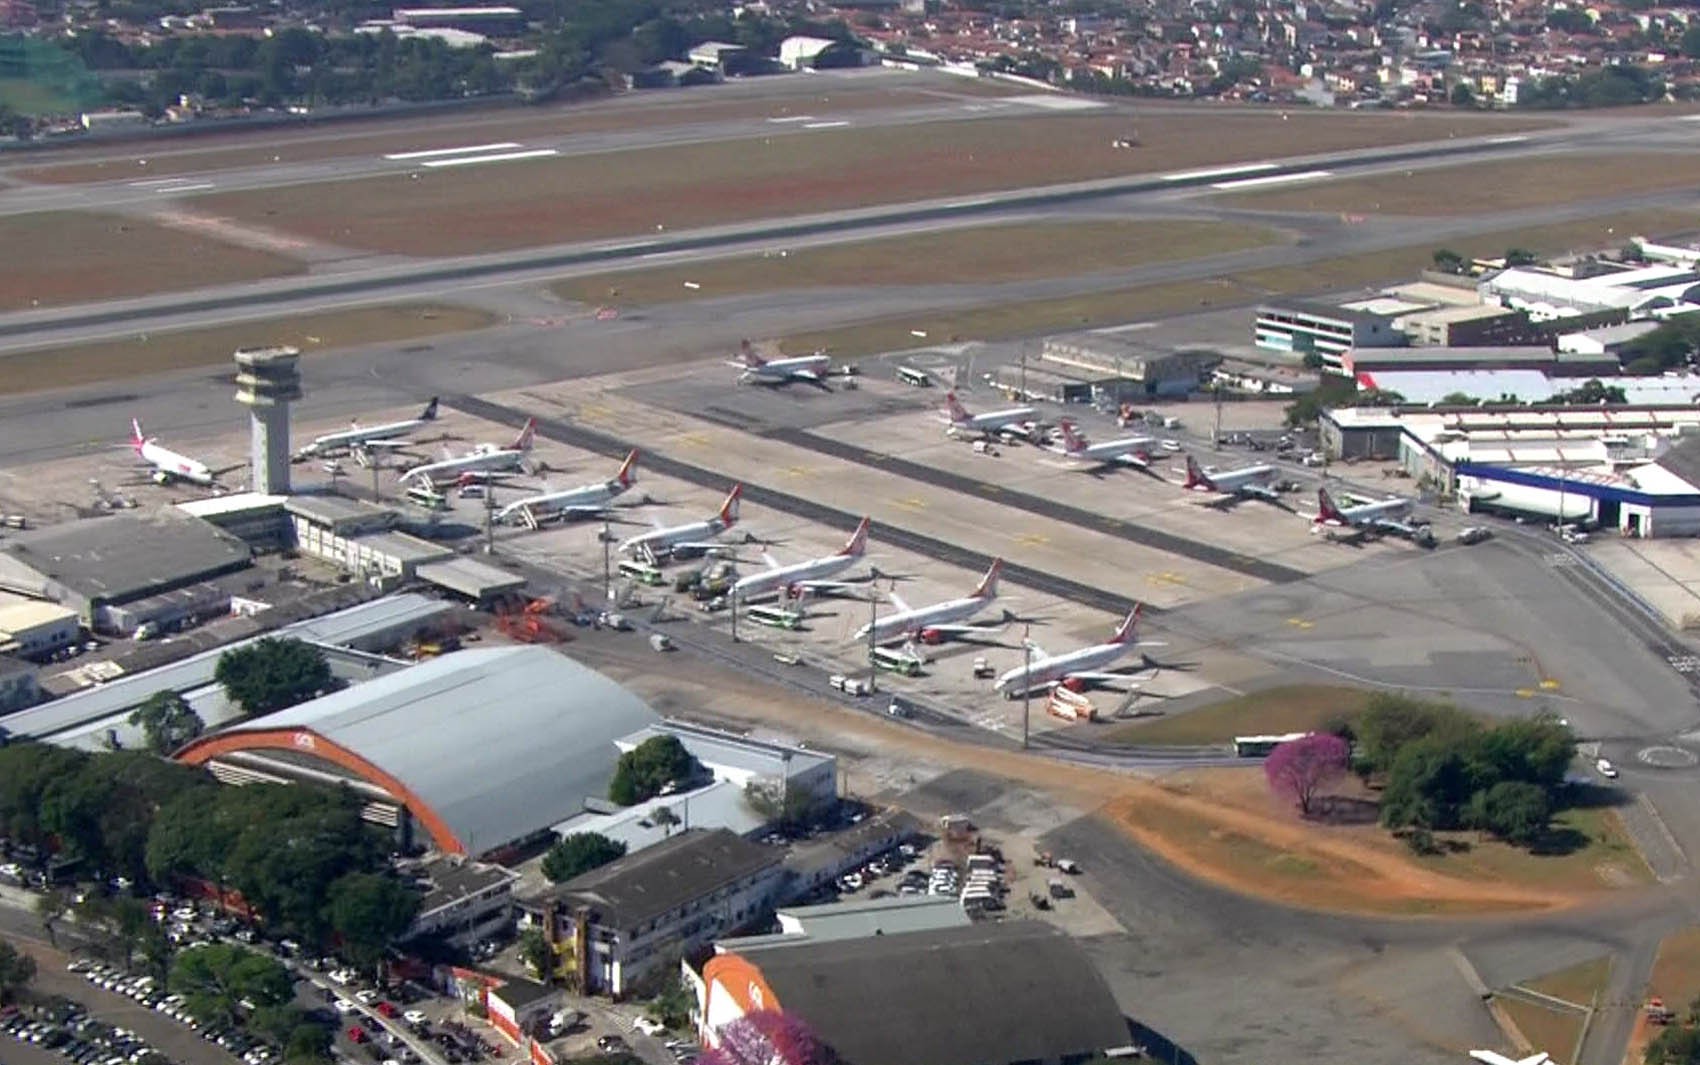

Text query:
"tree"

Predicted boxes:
[[0, 937, 35, 1006], [170, 943, 293, 1031], [285, 1021, 334, 1064], [517, 928, 552, 980], [1264, 733, 1350, 815], [215, 637, 335, 716], [647, 971, 693, 1030], [1468, 780, 1551, 845], [541, 833, 627, 883], [1646, 1020, 1700, 1064], [129, 691, 204, 755], [1450, 82, 1475, 107], [743, 784, 820, 833], [1431, 248, 1467, 274], [35, 888, 69, 948], [608, 736, 701, 806], [326, 872, 420, 972], [1354, 694, 1476, 778], [1300, 351, 1326, 370], [1685, 23, 1700, 60], [1503, 247, 1539, 267], [701, 1010, 840, 1065], [1440, 392, 1479, 407]]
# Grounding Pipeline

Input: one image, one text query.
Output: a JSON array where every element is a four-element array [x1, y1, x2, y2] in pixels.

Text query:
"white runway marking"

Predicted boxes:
[[766, 115, 815, 124], [1162, 162, 1276, 183], [802, 120, 850, 129], [1006, 93, 1105, 111], [419, 148, 560, 168], [1210, 169, 1333, 190], [152, 182, 215, 193], [1487, 135, 1529, 144], [383, 142, 522, 160], [127, 177, 205, 188]]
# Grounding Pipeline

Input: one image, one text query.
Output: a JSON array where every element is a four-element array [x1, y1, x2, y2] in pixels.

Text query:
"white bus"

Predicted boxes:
[[871, 646, 925, 676], [746, 604, 803, 630], [896, 366, 932, 388], [617, 559, 665, 586]]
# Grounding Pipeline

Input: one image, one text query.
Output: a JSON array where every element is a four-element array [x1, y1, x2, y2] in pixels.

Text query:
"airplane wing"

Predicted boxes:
[[924, 622, 1005, 635], [1371, 518, 1418, 536], [762, 552, 782, 571], [1468, 1052, 1549, 1065], [358, 439, 414, 449], [795, 579, 861, 594], [555, 505, 612, 519], [1114, 453, 1151, 469], [792, 370, 822, 382], [1239, 484, 1282, 502], [1064, 670, 1144, 687], [888, 589, 913, 614]]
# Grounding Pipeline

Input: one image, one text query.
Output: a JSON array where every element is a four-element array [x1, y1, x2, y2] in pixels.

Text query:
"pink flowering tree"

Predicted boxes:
[[700, 1011, 840, 1065], [1264, 732, 1350, 816]]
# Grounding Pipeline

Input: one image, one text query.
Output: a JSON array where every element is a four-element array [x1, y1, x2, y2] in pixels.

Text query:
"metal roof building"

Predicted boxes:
[[176, 645, 659, 856], [699, 921, 1135, 1065]]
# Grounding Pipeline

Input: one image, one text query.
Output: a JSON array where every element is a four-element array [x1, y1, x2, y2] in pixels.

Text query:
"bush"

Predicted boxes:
[[609, 736, 701, 806], [541, 833, 627, 884]]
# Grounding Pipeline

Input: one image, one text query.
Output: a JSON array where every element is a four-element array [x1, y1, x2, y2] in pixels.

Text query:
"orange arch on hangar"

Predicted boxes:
[[175, 729, 467, 855]]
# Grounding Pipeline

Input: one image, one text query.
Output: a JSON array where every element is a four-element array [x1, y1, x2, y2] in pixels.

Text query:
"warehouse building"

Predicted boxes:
[[696, 922, 1136, 1065], [1481, 262, 1700, 321], [0, 656, 40, 714], [1038, 332, 1213, 399], [1397, 303, 1537, 347], [0, 510, 252, 634], [0, 598, 80, 660], [523, 828, 785, 997], [1343, 345, 1618, 378], [615, 721, 837, 810], [1557, 320, 1663, 358], [555, 779, 769, 854], [175, 645, 659, 856]]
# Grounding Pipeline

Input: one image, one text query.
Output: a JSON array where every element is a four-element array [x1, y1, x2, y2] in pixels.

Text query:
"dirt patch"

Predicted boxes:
[[9, 86, 967, 184], [554, 219, 1287, 305], [776, 207, 1700, 356], [0, 303, 494, 395], [1218, 153, 1700, 216], [194, 110, 1552, 256], [0, 211, 305, 311], [1497, 997, 1585, 1065], [1103, 683, 1368, 746]]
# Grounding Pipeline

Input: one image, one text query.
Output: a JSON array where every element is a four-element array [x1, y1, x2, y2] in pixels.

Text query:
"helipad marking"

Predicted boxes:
[[384, 142, 521, 160]]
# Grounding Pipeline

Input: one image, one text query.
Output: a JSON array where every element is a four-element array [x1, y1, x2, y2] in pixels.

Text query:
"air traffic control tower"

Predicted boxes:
[[233, 346, 302, 495]]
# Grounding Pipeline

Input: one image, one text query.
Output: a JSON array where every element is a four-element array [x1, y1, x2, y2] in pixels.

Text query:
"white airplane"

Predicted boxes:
[[1051, 419, 1159, 469], [729, 342, 831, 385], [397, 419, 535, 488], [1181, 454, 1280, 502], [293, 398, 438, 459], [619, 485, 742, 558], [1312, 487, 1418, 537], [128, 419, 218, 487], [942, 392, 1037, 440], [855, 559, 1004, 646], [994, 607, 1154, 698], [494, 449, 638, 525], [1468, 1051, 1548, 1065], [732, 517, 871, 602]]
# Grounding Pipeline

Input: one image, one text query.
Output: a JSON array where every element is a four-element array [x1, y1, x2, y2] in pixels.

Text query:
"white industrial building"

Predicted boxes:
[[615, 721, 838, 810], [1479, 262, 1700, 322], [0, 598, 80, 660]]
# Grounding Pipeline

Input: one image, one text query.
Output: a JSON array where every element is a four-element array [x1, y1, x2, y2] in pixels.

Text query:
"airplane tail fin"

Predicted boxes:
[[129, 418, 147, 453], [841, 516, 871, 557], [973, 558, 1003, 600], [1183, 454, 1212, 489], [513, 418, 537, 452], [718, 484, 743, 526], [1111, 604, 1142, 644], [1057, 418, 1085, 454], [1316, 487, 1345, 524], [421, 397, 440, 421], [943, 391, 971, 423], [615, 449, 639, 488]]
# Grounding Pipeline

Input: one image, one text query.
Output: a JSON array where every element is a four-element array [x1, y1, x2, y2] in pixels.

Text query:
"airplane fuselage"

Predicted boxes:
[[1197, 464, 1276, 493], [496, 480, 625, 524], [858, 595, 993, 644], [140, 441, 214, 486], [621, 518, 729, 556], [995, 641, 1133, 696], [298, 417, 428, 458], [1063, 436, 1157, 463], [734, 553, 860, 601], [400, 449, 523, 487], [1325, 498, 1414, 526]]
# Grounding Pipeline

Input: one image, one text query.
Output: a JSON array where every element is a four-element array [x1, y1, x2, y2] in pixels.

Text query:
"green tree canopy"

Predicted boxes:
[[326, 872, 420, 971], [608, 736, 701, 806], [169, 943, 292, 1030], [1468, 780, 1551, 845], [215, 637, 335, 716], [129, 690, 204, 755], [0, 937, 35, 1005], [541, 832, 627, 883]]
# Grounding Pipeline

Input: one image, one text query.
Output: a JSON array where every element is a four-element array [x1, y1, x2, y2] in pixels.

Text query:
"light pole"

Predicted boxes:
[[483, 480, 496, 555], [1021, 635, 1033, 750], [866, 590, 879, 695], [600, 521, 612, 602], [730, 590, 739, 644]]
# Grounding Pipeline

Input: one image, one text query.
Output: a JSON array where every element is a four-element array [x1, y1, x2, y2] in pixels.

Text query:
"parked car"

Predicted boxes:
[[1596, 758, 1619, 779]]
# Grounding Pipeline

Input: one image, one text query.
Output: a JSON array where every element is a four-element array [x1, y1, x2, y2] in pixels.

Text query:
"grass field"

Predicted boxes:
[[192, 109, 1550, 256], [777, 207, 1700, 357], [1527, 956, 1613, 1008], [0, 211, 306, 312], [1102, 684, 1369, 746], [1650, 926, 1700, 1015], [1420, 805, 1651, 890], [12, 86, 970, 184], [0, 78, 81, 117], [0, 304, 494, 395], [1498, 998, 1585, 1065], [1219, 153, 1700, 216], [553, 220, 1286, 306]]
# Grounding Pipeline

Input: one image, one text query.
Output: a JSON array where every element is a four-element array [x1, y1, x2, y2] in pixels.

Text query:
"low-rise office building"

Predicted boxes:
[[0, 598, 80, 660], [522, 828, 785, 997], [403, 857, 517, 948], [1254, 299, 1405, 368]]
